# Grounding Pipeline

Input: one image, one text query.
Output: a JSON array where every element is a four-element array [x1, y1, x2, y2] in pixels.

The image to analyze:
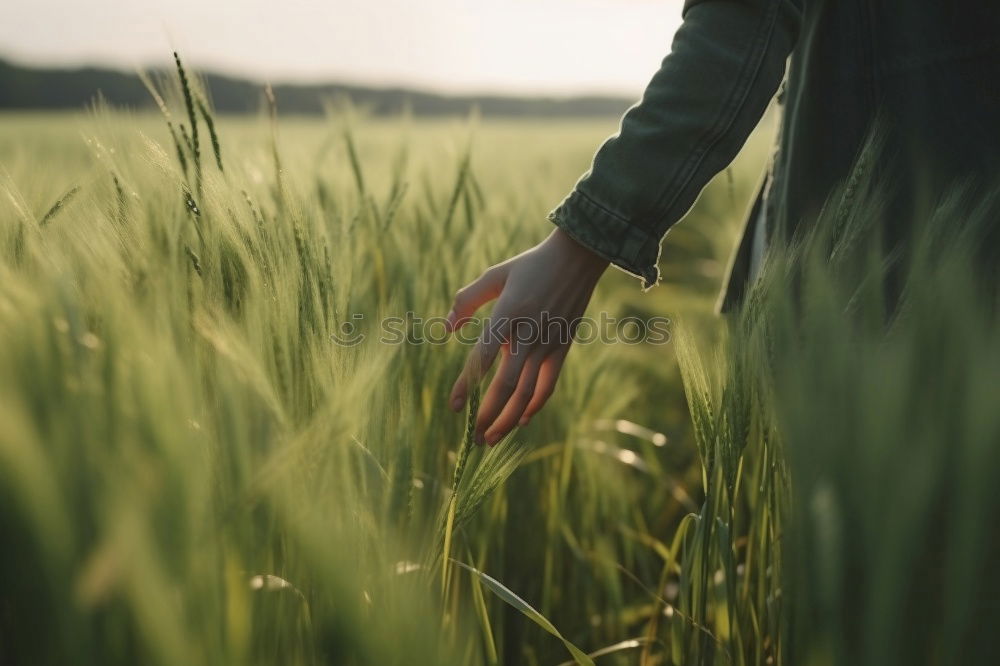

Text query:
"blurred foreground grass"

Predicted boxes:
[[0, 65, 771, 666], [1, 63, 995, 666]]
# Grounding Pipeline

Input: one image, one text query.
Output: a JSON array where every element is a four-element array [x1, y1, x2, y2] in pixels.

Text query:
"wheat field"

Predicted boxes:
[[0, 60, 996, 666]]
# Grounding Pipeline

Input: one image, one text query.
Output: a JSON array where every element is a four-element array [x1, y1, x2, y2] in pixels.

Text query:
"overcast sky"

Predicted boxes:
[[1, 0, 684, 96]]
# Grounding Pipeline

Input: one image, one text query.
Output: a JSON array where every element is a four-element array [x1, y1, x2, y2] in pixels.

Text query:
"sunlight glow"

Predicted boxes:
[[1, 0, 684, 95]]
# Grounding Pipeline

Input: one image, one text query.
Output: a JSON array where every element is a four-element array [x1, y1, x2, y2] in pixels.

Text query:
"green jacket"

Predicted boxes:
[[548, 0, 1000, 312]]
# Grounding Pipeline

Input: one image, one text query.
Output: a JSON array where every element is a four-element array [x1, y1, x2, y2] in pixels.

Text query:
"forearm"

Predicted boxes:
[[549, 0, 802, 288]]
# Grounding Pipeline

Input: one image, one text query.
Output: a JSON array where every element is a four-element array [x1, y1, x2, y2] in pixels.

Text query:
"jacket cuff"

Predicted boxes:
[[547, 189, 662, 290]]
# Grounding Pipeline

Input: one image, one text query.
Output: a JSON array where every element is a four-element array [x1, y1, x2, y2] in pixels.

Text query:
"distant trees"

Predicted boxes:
[[0, 58, 631, 117]]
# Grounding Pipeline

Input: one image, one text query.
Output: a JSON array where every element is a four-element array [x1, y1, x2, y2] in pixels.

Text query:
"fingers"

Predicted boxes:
[[444, 260, 571, 436], [448, 321, 505, 413], [445, 266, 508, 413], [483, 349, 544, 444], [518, 347, 568, 425], [472, 344, 532, 444], [446, 266, 506, 333]]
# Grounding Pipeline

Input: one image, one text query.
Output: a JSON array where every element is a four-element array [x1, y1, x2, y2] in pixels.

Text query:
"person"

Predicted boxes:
[[443, 0, 1000, 445]]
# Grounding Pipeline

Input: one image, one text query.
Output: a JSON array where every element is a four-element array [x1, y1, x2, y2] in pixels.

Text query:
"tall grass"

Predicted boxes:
[[2, 56, 993, 665], [675, 139, 1000, 665], [0, 57, 748, 665]]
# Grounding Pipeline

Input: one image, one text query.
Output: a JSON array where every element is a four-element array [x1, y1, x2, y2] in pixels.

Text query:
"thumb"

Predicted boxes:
[[446, 266, 506, 332]]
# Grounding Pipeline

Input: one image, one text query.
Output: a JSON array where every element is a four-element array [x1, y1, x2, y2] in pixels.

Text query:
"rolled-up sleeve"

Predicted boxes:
[[548, 0, 802, 288]]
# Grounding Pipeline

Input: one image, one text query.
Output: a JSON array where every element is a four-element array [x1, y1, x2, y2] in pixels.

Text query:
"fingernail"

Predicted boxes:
[[485, 431, 499, 445], [451, 397, 463, 411], [474, 432, 486, 446], [518, 416, 530, 426]]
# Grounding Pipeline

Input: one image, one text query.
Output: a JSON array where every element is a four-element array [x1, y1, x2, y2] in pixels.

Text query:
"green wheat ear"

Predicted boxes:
[[263, 83, 285, 203], [440, 386, 480, 598], [454, 386, 480, 489], [196, 95, 223, 172], [38, 186, 81, 227], [138, 69, 190, 177], [173, 52, 202, 192], [173, 52, 199, 159]]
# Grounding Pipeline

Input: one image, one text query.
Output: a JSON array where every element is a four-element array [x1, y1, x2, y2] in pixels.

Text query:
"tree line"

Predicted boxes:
[[0, 58, 632, 118]]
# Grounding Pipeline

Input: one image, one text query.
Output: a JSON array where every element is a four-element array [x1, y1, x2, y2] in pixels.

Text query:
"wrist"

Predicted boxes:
[[549, 227, 610, 276]]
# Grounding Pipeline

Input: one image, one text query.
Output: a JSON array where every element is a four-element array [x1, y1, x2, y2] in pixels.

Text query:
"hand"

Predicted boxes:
[[445, 228, 609, 444]]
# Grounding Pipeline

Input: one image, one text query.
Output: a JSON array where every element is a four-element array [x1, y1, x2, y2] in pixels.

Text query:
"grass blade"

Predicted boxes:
[[452, 560, 595, 666]]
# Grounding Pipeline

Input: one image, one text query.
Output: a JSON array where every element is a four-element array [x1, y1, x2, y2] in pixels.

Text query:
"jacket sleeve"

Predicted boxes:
[[548, 0, 802, 289]]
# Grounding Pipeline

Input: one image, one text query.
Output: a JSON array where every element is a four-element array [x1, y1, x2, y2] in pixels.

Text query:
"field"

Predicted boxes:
[[0, 66, 997, 666]]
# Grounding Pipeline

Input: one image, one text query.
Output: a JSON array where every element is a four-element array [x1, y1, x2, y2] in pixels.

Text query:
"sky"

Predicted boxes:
[[0, 0, 684, 96]]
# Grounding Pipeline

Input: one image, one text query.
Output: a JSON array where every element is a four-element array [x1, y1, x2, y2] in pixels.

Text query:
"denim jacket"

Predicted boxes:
[[547, 0, 1000, 312]]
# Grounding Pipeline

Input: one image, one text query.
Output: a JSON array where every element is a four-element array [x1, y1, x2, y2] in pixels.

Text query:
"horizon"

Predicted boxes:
[[0, 52, 638, 101], [1, 0, 684, 98]]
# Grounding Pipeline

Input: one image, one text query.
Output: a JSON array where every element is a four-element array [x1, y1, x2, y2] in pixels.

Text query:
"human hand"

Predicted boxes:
[[445, 228, 609, 444]]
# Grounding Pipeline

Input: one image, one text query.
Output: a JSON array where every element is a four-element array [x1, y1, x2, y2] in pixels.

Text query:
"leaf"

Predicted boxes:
[[554, 638, 656, 666], [451, 560, 595, 666]]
